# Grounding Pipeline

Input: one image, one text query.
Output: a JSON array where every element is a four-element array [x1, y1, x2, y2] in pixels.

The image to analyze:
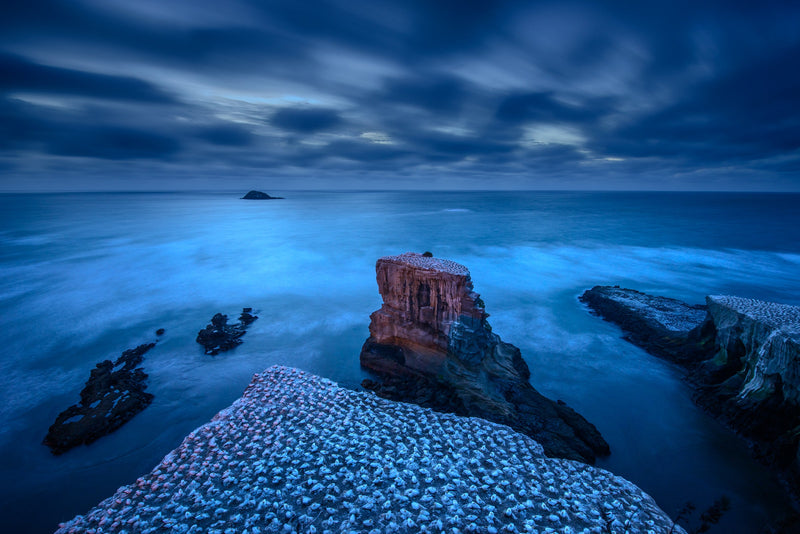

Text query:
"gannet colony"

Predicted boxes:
[[56, 366, 682, 533]]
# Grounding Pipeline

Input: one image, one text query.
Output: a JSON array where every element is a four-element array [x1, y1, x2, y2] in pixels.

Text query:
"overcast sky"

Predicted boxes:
[[1, 0, 799, 191]]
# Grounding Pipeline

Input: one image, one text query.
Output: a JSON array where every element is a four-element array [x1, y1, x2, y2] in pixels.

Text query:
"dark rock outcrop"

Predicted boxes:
[[579, 286, 713, 366], [581, 286, 800, 501], [44, 343, 156, 455], [361, 252, 610, 464], [241, 190, 283, 200], [196, 309, 258, 355]]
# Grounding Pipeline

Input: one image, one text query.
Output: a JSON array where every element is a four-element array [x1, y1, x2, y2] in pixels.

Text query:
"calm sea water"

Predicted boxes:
[[1, 191, 799, 533]]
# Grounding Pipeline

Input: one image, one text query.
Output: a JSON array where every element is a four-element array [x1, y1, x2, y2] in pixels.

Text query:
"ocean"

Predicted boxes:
[[1, 190, 798, 533]]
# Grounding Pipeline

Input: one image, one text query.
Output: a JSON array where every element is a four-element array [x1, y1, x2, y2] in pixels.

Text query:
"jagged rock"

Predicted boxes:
[[581, 286, 800, 502], [56, 366, 683, 534], [239, 307, 257, 326], [196, 309, 258, 355], [44, 343, 155, 455], [579, 285, 712, 365], [361, 252, 610, 464], [241, 190, 283, 199]]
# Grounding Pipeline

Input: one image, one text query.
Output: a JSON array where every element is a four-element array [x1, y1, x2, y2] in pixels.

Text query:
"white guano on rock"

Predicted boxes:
[[56, 366, 683, 533]]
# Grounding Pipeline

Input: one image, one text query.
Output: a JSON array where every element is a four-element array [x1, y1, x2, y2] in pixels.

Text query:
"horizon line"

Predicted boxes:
[[2, 188, 800, 194]]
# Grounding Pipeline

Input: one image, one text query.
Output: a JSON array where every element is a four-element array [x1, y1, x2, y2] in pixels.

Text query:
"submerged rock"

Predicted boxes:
[[44, 343, 155, 455], [241, 190, 283, 199], [56, 366, 683, 534], [361, 252, 609, 464], [581, 286, 800, 501], [196, 308, 258, 355]]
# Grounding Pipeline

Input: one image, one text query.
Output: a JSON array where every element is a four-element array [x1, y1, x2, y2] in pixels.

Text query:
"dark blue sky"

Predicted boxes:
[[1, 0, 799, 191]]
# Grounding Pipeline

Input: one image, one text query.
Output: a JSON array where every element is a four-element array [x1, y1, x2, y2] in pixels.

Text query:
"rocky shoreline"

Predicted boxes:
[[360, 253, 609, 464], [49, 263, 800, 532], [580, 286, 800, 506], [56, 366, 683, 534]]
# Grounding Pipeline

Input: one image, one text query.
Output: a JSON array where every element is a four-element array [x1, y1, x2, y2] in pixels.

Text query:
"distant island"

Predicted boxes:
[[241, 190, 283, 200]]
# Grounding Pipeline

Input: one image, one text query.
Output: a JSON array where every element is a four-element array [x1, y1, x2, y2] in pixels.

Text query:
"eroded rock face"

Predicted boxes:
[[44, 343, 155, 455], [706, 295, 800, 406], [361, 253, 610, 464], [581, 286, 800, 501], [700, 296, 800, 487], [56, 366, 682, 534], [362, 254, 485, 376]]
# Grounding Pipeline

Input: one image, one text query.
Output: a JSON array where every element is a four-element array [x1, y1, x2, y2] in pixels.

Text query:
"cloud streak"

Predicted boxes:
[[1, 0, 799, 190]]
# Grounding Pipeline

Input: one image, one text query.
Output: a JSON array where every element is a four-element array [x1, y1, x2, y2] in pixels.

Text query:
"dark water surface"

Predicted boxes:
[[1, 191, 799, 532]]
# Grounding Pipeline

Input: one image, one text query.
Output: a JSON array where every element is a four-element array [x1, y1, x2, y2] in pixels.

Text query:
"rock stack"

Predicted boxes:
[[361, 253, 609, 464]]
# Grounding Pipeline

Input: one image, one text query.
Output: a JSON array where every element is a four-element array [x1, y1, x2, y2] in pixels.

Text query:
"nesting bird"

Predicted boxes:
[[56, 366, 684, 533]]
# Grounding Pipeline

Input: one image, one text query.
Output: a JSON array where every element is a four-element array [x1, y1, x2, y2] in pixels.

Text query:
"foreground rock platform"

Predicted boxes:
[[57, 366, 682, 534], [581, 286, 800, 502], [361, 253, 609, 464], [44, 343, 155, 455]]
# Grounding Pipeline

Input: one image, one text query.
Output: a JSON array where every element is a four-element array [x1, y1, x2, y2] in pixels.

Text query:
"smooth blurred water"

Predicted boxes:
[[1, 191, 798, 532]]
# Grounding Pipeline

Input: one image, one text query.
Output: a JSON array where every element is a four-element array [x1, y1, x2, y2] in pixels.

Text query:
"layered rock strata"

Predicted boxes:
[[44, 343, 155, 455], [699, 296, 800, 489], [57, 366, 683, 534], [581, 286, 800, 501], [361, 253, 609, 464]]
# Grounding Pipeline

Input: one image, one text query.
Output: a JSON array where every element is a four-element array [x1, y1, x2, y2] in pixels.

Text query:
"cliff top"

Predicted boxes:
[[708, 295, 800, 335], [380, 252, 470, 276], [57, 366, 681, 533]]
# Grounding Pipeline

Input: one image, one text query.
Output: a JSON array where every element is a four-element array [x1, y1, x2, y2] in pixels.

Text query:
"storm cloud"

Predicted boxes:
[[1, 0, 798, 190]]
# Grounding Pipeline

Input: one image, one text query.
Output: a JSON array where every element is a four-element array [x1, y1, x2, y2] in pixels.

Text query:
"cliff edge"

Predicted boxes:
[[361, 253, 609, 464], [700, 296, 800, 483], [581, 286, 800, 501]]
